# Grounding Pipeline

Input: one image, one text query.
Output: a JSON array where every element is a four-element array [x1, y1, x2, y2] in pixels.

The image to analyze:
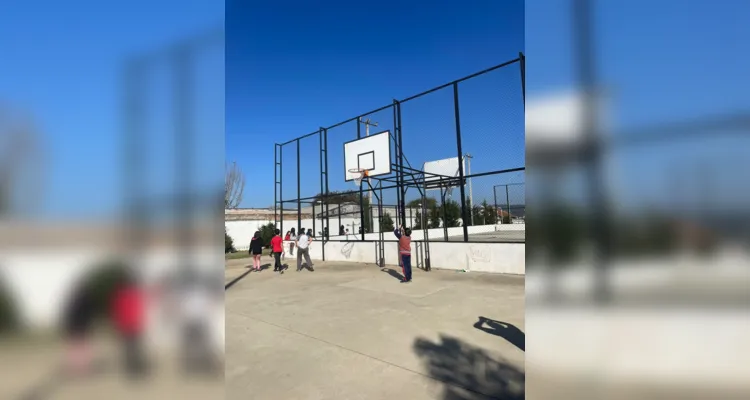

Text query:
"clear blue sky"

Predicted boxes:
[[1, 1, 224, 220], [226, 0, 526, 208], [2, 1, 748, 219]]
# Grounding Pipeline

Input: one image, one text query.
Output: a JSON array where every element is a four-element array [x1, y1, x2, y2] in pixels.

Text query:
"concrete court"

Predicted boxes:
[[225, 257, 525, 400]]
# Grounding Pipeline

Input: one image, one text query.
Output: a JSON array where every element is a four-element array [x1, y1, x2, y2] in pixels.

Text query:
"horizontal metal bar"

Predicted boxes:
[[277, 56, 522, 144], [400, 57, 521, 103], [280, 130, 320, 146], [463, 167, 525, 180]]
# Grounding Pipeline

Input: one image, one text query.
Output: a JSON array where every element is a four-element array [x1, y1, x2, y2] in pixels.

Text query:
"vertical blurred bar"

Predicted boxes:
[[573, 0, 611, 302], [506, 185, 511, 223], [173, 46, 193, 265], [452, 83, 469, 242], [123, 58, 146, 252]]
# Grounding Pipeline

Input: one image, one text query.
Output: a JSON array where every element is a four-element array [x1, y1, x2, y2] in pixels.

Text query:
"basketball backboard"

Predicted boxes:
[[344, 131, 392, 181], [423, 156, 464, 190]]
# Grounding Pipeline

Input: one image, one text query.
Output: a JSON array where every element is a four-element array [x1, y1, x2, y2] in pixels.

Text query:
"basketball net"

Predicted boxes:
[[350, 168, 369, 187]]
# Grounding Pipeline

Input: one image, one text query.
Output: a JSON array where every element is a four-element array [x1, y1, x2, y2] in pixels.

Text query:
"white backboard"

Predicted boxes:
[[344, 131, 391, 181], [423, 156, 464, 190]]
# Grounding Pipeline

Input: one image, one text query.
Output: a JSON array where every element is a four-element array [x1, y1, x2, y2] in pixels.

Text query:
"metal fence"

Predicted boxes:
[[274, 54, 526, 245]]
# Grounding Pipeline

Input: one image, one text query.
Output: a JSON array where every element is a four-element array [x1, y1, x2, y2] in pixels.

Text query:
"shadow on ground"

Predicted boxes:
[[225, 264, 271, 290], [473, 317, 525, 352], [413, 334, 524, 400], [381, 268, 404, 281]]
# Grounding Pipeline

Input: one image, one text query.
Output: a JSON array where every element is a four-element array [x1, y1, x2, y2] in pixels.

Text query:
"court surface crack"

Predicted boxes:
[[232, 312, 505, 400]]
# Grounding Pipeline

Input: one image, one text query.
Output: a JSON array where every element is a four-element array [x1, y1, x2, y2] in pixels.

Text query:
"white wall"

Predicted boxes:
[[305, 240, 525, 275], [227, 220, 525, 250]]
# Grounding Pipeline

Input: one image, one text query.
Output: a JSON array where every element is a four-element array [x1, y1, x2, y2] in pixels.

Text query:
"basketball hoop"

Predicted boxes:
[[349, 168, 369, 187]]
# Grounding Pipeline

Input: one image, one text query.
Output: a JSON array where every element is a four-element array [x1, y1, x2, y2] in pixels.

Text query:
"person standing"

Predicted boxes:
[[288, 227, 297, 256], [296, 228, 314, 272], [394, 225, 413, 283], [271, 229, 284, 274], [250, 231, 263, 271], [110, 272, 147, 378]]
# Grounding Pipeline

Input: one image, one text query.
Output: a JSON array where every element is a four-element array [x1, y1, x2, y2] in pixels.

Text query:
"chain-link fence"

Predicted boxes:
[[274, 54, 525, 245]]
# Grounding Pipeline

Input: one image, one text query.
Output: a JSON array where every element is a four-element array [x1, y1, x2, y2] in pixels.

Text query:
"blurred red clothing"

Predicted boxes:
[[111, 285, 145, 336]]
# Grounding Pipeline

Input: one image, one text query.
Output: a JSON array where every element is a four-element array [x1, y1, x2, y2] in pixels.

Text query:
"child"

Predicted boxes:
[[393, 225, 413, 283], [250, 231, 263, 271], [110, 271, 147, 377], [289, 228, 297, 256], [270, 229, 284, 274]]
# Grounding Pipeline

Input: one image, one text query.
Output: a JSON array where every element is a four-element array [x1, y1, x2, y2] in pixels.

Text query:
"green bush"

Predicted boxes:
[[225, 228, 236, 253], [79, 260, 131, 320], [0, 281, 19, 334], [260, 222, 276, 247], [380, 212, 395, 232]]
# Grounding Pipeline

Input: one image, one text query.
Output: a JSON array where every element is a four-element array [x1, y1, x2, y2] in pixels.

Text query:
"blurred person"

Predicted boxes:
[[306, 228, 313, 238], [62, 281, 95, 376], [288, 227, 297, 256], [296, 228, 314, 272], [394, 225, 413, 283], [250, 231, 263, 271], [110, 271, 148, 378], [176, 269, 222, 375], [271, 229, 284, 274], [339, 225, 345, 236]]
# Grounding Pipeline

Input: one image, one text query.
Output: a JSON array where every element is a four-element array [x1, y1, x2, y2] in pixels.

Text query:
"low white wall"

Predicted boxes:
[[305, 240, 524, 275]]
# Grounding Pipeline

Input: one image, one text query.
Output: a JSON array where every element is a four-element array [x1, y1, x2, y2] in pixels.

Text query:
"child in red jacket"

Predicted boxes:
[[111, 272, 148, 377]]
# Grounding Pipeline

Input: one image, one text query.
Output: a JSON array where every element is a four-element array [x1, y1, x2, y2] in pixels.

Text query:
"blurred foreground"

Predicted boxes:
[[525, 0, 750, 399]]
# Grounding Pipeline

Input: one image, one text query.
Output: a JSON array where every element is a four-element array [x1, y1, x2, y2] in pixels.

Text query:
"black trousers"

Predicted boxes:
[[273, 252, 282, 270]]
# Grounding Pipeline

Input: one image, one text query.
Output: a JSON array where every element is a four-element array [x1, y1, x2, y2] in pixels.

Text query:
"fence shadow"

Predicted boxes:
[[413, 334, 524, 400], [473, 317, 525, 352]]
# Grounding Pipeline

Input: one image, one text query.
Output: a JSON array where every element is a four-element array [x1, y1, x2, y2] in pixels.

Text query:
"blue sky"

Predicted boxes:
[[226, 0, 525, 208], [2, 1, 748, 219], [0, 1, 223, 220]]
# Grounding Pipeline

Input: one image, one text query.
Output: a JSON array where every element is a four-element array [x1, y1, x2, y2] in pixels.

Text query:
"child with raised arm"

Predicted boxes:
[[393, 225, 413, 283]]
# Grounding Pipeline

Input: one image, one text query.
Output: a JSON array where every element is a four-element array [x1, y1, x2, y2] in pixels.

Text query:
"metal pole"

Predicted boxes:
[[274, 144, 278, 226], [506, 184, 511, 224], [324, 128, 330, 241], [358, 122, 365, 240], [312, 202, 316, 238], [466, 153, 474, 225], [396, 100, 406, 226], [453, 83, 469, 242], [493, 185, 498, 224], [442, 186, 448, 241], [574, 0, 609, 302], [280, 145, 283, 234], [297, 139, 301, 234], [519, 51, 526, 107]]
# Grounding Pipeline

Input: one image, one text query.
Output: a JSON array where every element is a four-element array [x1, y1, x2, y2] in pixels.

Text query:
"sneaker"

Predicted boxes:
[[309, 267, 314, 272]]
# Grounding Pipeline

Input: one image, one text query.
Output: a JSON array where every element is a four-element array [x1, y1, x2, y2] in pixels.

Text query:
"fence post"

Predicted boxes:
[[297, 139, 301, 234], [519, 51, 526, 107], [279, 145, 284, 235], [452, 83, 469, 242], [505, 184, 511, 223], [358, 121, 365, 240]]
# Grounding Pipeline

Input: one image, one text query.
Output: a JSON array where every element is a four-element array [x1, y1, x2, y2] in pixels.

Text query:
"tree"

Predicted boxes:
[[362, 197, 372, 233], [314, 190, 359, 204], [225, 161, 245, 209], [406, 197, 437, 210], [225, 228, 236, 253], [259, 222, 276, 247], [441, 199, 462, 227], [380, 212, 395, 232], [428, 204, 442, 228], [482, 200, 498, 225]]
